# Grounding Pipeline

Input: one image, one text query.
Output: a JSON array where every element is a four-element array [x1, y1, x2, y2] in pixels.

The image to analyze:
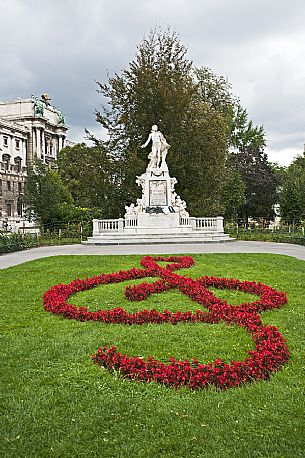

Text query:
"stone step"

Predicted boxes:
[[83, 232, 234, 246], [87, 231, 228, 239]]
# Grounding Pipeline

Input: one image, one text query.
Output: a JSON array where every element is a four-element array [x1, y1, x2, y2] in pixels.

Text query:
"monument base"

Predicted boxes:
[[84, 215, 234, 245]]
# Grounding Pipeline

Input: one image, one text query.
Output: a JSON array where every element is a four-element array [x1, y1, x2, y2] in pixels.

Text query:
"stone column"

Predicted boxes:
[[32, 128, 36, 155], [28, 129, 35, 166], [189, 217, 197, 231], [41, 129, 45, 157], [36, 128, 41, 156], [22, 139, 27, 163], [92, 219, 100, 236], [8, 134, 13, 157], [51, 136, 56, 156], [118, 218, 124, 233], [216, 216, 224, 232], [58, 135, 63, 152]]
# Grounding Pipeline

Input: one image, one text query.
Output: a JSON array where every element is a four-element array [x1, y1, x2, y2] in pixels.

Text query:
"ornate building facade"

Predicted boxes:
[[0, 95, 69, 230]]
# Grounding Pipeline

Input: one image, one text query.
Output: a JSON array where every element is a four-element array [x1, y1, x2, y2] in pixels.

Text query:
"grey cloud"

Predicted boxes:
[[0, 0, 304, 164]]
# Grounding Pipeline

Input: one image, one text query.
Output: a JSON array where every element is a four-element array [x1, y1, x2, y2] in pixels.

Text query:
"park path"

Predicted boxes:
[[1, 241, 305, 269]]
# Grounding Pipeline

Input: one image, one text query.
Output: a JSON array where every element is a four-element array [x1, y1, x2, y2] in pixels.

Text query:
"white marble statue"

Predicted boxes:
[[173, 195, 188, 213], [136, 198, 144, 213], [179, 208, 189, 218], [125, 203, 137, 215], [171, 192, 177, 206], [136, 173, 146, 189], [170, 177, 177, 192], [141, 125, 170, 169]]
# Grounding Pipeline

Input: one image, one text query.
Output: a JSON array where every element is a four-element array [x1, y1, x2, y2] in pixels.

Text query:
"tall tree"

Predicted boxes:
[[23, 159, 74, 226], [279, 155, 305, 224], [194, 66, 236, 122], [194, 66, 267, 220], [232, 147, 279, 220], [56, 143, 119, 217], [230, 105, 266, 152], [95, 29, 228, 216], [220, 155, 246, 220], [195, 66, 266, 152]]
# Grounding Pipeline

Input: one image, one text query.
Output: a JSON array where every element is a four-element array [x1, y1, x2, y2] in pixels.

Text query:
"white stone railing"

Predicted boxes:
[[125, 214, 138, 228], [93, 215, 224, 236], [93, 218, 124, 236], [179, 216, 189, 226], [189, 216, 224, 232]]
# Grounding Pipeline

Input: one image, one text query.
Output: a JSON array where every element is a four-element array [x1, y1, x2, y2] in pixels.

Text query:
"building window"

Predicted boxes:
[[3, 136, 8, 147], [45, 135, 51, 156], [15, 139, 20, 150], [7, 181, 11, 191], [14, 156, 22, 172], [6, 203, 12, 217], [2, 154, 10, 170], [18, 182, 23, 193], [17, 199, 23, 216], [0, 179, 2, 196]]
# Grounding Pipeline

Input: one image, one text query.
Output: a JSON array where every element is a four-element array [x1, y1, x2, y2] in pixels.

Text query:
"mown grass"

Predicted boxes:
[[1, 253, 304, 457]]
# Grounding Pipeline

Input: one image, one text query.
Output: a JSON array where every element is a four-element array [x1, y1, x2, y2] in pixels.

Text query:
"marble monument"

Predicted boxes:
[[123, 125, 190, 234], [86, 125, 231, 244]]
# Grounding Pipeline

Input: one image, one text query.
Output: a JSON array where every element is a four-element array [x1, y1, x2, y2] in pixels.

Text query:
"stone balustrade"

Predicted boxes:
[[190, 216, 224, 231], [93, 218, 124, 236], [179, 216, 189, 226], [125, 214, 138, 228], [93, 216, 224, 236]]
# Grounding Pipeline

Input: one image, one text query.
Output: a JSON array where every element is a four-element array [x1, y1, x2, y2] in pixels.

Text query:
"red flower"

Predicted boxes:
[[42, 256, 290, 390]]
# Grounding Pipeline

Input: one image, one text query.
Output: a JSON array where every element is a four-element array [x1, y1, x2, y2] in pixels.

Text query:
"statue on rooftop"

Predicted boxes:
[[41, 93, 51, 105], [31, 95, 44, 116]]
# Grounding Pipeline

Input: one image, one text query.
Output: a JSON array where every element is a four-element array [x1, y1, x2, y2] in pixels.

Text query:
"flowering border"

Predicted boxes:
[[43, 255, 290, 390]]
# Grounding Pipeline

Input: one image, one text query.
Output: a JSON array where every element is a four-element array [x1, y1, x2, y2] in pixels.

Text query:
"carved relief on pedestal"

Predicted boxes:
[[149, 180, 167, 206]]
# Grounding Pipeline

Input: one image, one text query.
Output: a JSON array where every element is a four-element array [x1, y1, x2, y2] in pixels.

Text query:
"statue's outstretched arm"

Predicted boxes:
[[141, 133, 151, 148]]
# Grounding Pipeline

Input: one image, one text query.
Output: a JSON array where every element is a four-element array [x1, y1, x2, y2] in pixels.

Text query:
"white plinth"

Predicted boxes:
[[122, 212, 190, 234], [139, 212, 179, 227]]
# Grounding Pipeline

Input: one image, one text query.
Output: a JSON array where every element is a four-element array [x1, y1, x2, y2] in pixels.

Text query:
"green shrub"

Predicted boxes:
[[0, 233, 38, 255], [227, 229, 305, 245]]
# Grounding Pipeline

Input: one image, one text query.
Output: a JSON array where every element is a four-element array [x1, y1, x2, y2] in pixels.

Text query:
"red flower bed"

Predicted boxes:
[[43, 256, 290, 390]]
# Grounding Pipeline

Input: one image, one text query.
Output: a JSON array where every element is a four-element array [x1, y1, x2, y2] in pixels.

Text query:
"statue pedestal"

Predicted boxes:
[[124, 212, 192, 234], [138, 212, 180, 228], [121, 161, 192, 235]]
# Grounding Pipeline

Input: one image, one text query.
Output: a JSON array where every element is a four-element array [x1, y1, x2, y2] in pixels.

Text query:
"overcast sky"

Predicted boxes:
[[1, 0, 304, 165]]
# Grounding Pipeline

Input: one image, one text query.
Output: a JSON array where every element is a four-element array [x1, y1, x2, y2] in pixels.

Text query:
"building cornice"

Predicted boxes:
[[0, 117, 29, 134]]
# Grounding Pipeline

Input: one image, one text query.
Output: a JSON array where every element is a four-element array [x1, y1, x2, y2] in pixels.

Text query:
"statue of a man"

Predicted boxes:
[[141, 125, 170, 169]]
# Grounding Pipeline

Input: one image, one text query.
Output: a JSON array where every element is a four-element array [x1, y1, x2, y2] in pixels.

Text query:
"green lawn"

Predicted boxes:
[[1, 253, 304, 457]]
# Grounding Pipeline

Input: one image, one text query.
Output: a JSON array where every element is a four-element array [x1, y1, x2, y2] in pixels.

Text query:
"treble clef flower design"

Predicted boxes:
[[43, 256, 290, 390]]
